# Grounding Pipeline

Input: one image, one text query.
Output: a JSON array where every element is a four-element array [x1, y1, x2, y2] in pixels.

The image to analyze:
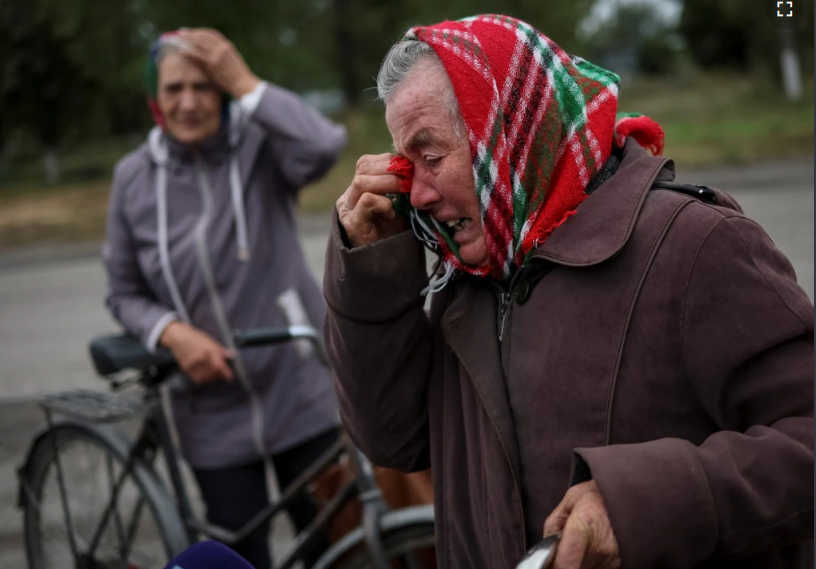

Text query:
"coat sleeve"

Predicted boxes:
[[323, 216, 433, 471], [102, 158, 178, 351], [248, 83, 347, 190], [575, 215, 813, 568]]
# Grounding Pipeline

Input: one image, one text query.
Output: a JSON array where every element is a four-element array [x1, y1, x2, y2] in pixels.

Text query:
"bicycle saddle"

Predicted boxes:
[[89, 334, 175, 376]]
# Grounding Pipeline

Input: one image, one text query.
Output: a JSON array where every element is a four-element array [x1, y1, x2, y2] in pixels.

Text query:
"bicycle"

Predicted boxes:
[[16, 325, 436, 569]]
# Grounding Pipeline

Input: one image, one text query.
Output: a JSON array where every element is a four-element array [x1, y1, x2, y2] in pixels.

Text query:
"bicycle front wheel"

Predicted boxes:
[[20, 422, 188, 569], [326, 521, 436, 569]]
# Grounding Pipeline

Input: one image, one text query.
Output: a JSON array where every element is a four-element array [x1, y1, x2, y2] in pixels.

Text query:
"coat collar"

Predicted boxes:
[[529, 140, 674, 266]]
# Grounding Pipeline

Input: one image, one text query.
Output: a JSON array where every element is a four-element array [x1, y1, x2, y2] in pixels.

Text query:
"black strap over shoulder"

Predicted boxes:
[[651, 181, 718, 204]]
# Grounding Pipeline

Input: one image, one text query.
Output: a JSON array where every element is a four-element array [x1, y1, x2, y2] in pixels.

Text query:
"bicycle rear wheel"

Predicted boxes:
[[327, 521, 436, 569], [20, 422, 188, 569]]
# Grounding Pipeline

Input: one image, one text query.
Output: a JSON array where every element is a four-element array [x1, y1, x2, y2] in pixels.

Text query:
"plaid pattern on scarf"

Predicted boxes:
[[406, 14, 660, 281]]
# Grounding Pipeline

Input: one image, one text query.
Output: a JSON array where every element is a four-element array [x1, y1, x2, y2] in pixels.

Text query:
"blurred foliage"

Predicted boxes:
[[0, 0, 592, 169], [0, 0, 812, 186], [680, 0, 813, 74], [579, 3, 684, 76]]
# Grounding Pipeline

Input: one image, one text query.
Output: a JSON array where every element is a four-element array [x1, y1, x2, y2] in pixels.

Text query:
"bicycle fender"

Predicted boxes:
[[312, 504, 434, 569]]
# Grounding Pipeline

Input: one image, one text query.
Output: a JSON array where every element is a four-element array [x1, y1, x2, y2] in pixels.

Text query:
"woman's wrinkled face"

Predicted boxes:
[[157, 51, 222, 145], [385, 58, 488, 267]]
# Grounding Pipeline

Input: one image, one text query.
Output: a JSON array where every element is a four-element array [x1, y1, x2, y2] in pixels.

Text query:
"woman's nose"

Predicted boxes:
[[179, 89, 197, 110], [409, 176, 441, 210]]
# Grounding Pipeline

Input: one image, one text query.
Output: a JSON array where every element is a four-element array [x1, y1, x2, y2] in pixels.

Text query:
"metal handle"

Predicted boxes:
[[515, 533, 560, 569], [232, 325, 329, 365]]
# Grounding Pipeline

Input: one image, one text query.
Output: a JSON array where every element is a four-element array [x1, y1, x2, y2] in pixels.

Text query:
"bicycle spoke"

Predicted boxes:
[[86, 448, 138, 561], [107, 451, 132, 563], [50, 432, 81, 559], [122, 495, 148, 558]]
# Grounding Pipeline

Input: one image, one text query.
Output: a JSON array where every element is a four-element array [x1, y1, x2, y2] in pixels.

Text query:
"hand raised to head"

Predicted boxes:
[[177, 28, 260, 98]]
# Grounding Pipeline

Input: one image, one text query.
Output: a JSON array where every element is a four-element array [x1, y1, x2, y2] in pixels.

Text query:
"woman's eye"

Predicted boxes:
[[424, 156, 442, 167]]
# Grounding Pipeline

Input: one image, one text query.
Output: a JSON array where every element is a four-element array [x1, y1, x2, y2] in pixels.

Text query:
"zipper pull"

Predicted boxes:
[[497, 290, 511, 342]]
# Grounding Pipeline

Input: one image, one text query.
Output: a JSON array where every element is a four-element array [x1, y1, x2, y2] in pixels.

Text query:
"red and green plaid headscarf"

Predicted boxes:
[[401, 14, 663, 282]]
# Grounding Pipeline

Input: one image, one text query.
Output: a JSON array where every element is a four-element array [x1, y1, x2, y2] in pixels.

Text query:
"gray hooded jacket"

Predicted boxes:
[[103, 82, 346, 468]]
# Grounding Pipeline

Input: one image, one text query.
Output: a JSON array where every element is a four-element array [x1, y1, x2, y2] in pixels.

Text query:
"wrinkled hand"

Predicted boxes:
[[159, 321, 235, 384], [177, 28, 260, 98], [336, 153, 409, 247], [543, 481, 621, 569]]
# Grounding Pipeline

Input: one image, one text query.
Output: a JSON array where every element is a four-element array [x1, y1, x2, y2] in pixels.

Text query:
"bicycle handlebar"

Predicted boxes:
[[90, 325, 326, 379], [232, 325, 320, 348]]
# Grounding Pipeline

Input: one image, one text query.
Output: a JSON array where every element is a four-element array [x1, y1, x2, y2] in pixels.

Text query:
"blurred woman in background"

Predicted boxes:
[[102, 28, 346, 568]]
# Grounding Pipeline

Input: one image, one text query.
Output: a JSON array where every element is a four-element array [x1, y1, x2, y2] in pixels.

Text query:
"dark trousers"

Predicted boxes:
[[193, 428, 339, 569]]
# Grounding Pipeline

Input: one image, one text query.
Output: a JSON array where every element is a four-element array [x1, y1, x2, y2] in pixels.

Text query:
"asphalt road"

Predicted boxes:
[[0, 158, 811, 567]]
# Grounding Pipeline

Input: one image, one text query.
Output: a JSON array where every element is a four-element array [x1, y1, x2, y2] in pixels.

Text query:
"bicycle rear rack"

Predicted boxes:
[[39, 388, 149, 423]]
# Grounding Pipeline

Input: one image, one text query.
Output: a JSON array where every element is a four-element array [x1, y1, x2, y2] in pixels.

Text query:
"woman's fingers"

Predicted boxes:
[[210, 349, 235, 382], [345, 173, 401, 208], [344, 153, 401, 208], [163, 321, 235, 384], [176, 28, 258, 97], [544, 481, 621, 569], [339, 192, 400, 247], [355, 153, 395, 175], [336, 152, 410, 247]]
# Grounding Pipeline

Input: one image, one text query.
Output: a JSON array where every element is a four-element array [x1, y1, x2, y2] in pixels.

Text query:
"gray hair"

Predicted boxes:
[[376, 39, 466, 140]]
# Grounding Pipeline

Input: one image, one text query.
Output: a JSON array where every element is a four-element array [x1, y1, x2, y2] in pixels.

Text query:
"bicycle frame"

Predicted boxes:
[[19, 325, 405, 569], [138, 395, 388, 569]]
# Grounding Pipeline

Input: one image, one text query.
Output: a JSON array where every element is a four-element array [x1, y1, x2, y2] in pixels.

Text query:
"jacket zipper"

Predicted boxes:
[[497, 288, 512, 342], [493, 269, 524, 342], [486, 269, 529, 550]]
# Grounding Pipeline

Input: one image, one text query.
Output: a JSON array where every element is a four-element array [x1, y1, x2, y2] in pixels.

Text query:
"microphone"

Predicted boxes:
[[163, 540, 256, 569]]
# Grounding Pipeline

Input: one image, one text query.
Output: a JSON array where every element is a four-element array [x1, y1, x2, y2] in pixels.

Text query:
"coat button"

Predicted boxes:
[[514, 279, 532, 304]]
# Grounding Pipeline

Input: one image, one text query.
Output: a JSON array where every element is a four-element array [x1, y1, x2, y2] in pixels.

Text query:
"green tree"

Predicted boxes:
[[1, 2, 96, 182], [579, 2, 682, 76], [328, 0, 594, 106], [679, 0, 813, 74]]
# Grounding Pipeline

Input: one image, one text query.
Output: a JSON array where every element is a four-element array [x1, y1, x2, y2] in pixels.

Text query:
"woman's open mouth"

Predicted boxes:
[[442, 217, 470, 237]]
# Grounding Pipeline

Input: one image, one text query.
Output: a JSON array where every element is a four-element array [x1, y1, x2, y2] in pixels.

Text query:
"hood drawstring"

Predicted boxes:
[[227, 103, 251, 261], [229, 156, 250, 261], [149, 127, 192, 323]]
